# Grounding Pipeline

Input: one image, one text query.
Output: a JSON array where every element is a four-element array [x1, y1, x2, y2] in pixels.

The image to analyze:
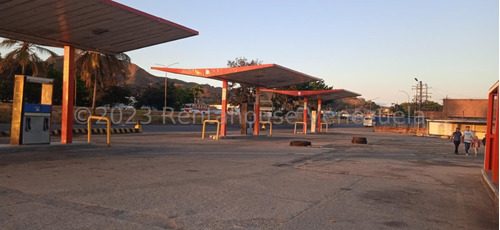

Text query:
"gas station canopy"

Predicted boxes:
[[0, 0, 198, 54], [151, 64, 321, 88], [0, 0, 198, 144], [261, 89, 361, 100]]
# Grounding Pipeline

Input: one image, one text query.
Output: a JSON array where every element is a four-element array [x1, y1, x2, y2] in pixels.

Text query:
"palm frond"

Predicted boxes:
[[0, 39, 19, 49], [34, 45, 57, 57]]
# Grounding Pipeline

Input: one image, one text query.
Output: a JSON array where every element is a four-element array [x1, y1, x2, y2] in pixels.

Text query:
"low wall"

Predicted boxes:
[[374, 126, 427, 135], [428, 120, 487, 139]]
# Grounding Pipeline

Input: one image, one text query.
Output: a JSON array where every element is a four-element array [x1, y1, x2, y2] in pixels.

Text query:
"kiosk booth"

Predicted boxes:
[[10, 75, 54, 145]]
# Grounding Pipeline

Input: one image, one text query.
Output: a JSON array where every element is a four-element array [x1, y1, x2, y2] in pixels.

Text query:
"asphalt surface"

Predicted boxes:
[[0, 125, 497, 229]]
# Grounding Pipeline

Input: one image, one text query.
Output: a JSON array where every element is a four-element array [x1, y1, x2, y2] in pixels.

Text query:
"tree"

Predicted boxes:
[[75, 50, 130, 114], [0, 39, 56, 76], [0, 52, 14, 102], [364, 100, 380, 112], [328, 99, 351, 112], [135, 83, 194, 111], [271, 80, 333, 112], [191, 84, 204, 103], [227, 57, 263, 107], [393, 100, 442, 117], [98, 85, 132, 107], [135, 84, 164, 110], [305, 80, 333, 91], [395, 102, 417, 117], [423, 100, 443, 111], [227, 57, 263, 134]]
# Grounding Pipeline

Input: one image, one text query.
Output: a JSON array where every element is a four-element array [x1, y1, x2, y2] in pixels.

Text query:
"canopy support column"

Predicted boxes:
[[317, 98, 322, 132], [221, 80, 228, 136], [61, 46, 75, 144], [485, 87, 499, 182], [254, 87, 260, 135], [303, 97, 308, 133]]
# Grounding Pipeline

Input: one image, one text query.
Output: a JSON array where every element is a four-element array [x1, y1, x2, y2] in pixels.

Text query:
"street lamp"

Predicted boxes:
[[368, 97, 380, 114], [156, 62, 179, 108], [399, 90, 410, 117], [399, 90, 410, 104], [414, 78, 422, 112]]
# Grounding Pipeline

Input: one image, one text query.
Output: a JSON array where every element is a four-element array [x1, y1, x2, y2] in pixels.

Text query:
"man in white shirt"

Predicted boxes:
[[462, 126, 474, 156]]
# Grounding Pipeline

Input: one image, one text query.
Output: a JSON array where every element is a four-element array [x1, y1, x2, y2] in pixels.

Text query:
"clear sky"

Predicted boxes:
[[3, 0, 499, 106]]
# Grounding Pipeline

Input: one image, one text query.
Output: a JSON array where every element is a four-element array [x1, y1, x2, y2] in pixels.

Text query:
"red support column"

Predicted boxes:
[[493, 92, 499, 182], [303, 97, 308, 133], [61, 46, 75, 144], [317, 98, 322, 132], [485, 92, 494, 171], [254, 87, 260, 135], [493, 113, 499, 183], [220, 80, 228, 136], [485, 87, 499, 183]]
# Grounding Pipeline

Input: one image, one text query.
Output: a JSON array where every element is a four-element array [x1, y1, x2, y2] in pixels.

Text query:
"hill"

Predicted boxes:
[[47, 56, 222, 104]]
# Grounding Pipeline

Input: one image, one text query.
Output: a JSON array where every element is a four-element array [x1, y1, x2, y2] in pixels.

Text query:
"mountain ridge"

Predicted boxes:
[[47, 56, 222, 103]]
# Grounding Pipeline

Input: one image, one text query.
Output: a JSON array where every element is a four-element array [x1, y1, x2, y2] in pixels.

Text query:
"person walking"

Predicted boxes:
[[452, 127, 462, 155], [472, 135, 480, 157], [462, 126, 474, 156]]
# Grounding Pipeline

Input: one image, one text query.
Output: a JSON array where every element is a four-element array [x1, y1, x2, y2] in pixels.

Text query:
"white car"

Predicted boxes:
[[211, 109, 222, 115], [363, 117, 375, 127]]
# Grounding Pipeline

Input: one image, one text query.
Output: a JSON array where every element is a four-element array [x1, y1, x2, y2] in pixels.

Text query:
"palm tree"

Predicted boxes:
[[75, 50, 130, 114], [0, 39, 56, 76]]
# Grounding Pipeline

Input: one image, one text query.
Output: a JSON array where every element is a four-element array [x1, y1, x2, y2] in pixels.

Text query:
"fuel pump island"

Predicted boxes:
[[10, 75, 54, 145]]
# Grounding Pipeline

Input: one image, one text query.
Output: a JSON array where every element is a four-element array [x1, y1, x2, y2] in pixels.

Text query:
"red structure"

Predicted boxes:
[[261, 89, 361, 133], [151, 64, 320, 136], [484, 81, 499, 184]]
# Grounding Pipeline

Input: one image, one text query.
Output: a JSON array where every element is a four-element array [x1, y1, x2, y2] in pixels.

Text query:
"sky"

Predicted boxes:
[[2, 0, 498, 106]]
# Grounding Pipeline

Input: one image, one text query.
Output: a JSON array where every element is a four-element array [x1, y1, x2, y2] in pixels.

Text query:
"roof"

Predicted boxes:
[[489, 81, 499, 94], [151, 64, 321, 88], [261, 89, 361, 100], [428, 119, 487, 124], [0, 0, 198, 54]]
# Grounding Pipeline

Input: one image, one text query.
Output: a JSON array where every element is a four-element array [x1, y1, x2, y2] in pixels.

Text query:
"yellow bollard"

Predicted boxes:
[[88, 115, 111, 147], [294, 122, 307, 135], [320, 122, 329, 132], [202, 120, 220, 140], [260, 121, 273, 136], [135, 120, 143, 133]]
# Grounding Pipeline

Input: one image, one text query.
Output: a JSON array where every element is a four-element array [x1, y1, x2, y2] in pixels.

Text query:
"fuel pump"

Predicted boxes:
[[10, 75, 54, 145]]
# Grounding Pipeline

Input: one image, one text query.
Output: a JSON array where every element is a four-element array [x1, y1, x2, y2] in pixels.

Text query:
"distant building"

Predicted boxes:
[[442, 99, 488, 119], [427, 99, 488, 138]]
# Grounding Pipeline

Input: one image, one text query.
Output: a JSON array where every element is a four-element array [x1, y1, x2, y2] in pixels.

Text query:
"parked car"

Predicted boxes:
[[363, 117, 375, 127]]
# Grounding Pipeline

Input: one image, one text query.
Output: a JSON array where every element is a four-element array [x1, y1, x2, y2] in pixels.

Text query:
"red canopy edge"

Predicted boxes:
[[261, 88, 361, 100], [260, 89, 340, 96], [151, 64, 276, 78]]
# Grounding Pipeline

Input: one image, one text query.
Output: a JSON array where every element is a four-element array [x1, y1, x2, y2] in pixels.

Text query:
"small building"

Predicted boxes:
[[427, 99, 489, 138], [427, 119, 487, 139], [442, 99, 489, 119]]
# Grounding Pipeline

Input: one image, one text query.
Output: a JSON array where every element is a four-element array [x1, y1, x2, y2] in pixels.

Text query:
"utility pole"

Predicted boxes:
[[414, 78, 423, 134], [412, 79, 427, 111], [419, 81, 422, 112], [156, 62, 179, 109]]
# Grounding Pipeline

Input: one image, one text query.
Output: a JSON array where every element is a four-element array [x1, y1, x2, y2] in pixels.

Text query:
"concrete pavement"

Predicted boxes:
[[0, 126, 497, 229]]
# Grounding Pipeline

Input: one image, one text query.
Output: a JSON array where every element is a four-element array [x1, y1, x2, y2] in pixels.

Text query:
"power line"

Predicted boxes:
[[432, 87, 478, 98], [412, 83, 431, 103]]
